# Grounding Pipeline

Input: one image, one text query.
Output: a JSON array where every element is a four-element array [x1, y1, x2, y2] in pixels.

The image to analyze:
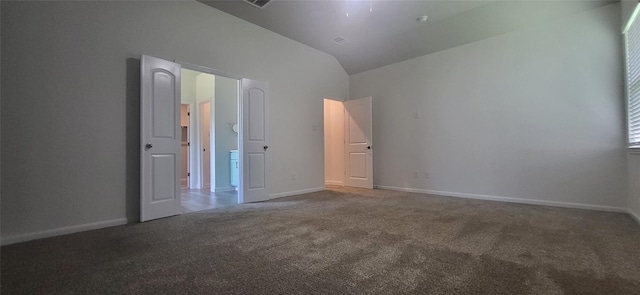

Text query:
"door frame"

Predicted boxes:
[[178, 61, 244, 203]]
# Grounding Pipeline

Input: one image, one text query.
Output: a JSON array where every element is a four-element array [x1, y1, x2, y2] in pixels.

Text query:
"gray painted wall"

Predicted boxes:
[[350, 4, 627, 208], [628, 154, 640, 221], [214, 76, 239, 191], [0, 1, 348, 242]]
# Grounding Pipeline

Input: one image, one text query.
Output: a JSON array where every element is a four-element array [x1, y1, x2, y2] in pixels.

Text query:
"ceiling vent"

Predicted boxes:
[[243, 0, 272, 9], [332, 36, 348, 45]]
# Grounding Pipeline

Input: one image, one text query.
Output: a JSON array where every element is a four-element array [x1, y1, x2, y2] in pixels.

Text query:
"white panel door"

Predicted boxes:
[[140, 55, 182, 222], [344, 96, 373, 189], [241, 79, 269, 203]]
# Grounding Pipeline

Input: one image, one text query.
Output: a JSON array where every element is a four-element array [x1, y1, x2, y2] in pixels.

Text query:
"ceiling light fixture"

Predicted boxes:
[[346, 0, 373, 19], [417, 16, 428, 23]]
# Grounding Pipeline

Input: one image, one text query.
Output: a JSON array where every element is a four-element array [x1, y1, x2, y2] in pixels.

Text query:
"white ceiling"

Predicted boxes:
[[201, 0, 616, 75]]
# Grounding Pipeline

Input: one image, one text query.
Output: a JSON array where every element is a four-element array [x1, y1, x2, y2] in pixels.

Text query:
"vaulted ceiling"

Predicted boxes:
[[201, 0, 616, 75]]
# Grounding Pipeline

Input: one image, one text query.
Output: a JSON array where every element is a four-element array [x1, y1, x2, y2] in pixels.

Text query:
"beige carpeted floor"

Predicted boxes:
[[2, 187, 640, 294]]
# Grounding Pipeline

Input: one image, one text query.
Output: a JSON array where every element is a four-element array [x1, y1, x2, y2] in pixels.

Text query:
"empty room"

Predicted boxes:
[[2, 0, 640, 294]]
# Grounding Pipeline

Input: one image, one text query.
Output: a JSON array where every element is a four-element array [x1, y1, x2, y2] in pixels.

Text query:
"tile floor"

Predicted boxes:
[[181, 189, 239, 213]]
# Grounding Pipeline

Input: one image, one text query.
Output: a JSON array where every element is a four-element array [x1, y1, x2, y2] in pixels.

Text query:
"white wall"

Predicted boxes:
[[350, 4, 627, 210], [324, 99, 345, 186], [181, 70, 198, 104], [0, 1, 348, 244], [214, 76, 238, 191], [196, 73, 215, 103]]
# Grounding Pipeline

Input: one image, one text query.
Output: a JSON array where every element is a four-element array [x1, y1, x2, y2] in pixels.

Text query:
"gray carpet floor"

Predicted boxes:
[[2, 187, 640, 294]]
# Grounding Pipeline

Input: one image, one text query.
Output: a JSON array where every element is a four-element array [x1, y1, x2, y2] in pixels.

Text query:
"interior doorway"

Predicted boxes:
[[140, 55, 271, 221], [180, 104, 190, 189], [324, 98, 345, 187], [180, 68, 240, 212], [324, 97, 374, 189]]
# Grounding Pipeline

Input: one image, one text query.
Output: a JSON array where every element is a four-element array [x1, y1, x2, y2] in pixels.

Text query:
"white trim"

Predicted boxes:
[[0, 218, 129, 246], [376, 185, 627, 213], [325, 180, 344, 186], [269, 187, 324, 199], [628, 208, 640, 225]]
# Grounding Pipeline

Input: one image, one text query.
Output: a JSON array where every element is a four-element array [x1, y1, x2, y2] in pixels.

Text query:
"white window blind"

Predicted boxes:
[[625, 5, 640, 148]]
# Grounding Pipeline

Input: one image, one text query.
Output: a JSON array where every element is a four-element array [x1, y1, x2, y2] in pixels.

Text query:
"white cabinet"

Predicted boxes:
[[230, 150, 239, 188]]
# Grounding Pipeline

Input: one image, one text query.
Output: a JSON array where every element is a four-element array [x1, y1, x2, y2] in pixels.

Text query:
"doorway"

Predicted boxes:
[[324, 97, 374, 189], [140, 55, 271, 222], [324, 98, 345, 187], [180, 104, 190, 189], [180, 68, 240, 212]]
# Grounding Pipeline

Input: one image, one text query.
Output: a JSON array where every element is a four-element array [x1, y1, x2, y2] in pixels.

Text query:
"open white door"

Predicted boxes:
[[140, 55, 182, 222], [240, 79, 269, 203], [344, 96, 373, 189]]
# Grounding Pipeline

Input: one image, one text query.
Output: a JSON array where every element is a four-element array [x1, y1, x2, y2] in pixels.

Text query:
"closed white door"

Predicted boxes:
[[241, 79, 269, 203], [140, 55, 182, 221], [344, 96, 373, 189]]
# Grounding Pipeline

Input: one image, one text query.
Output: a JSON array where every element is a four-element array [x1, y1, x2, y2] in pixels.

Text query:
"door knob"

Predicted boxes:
[[367, 146, 371, 150], [264, 145, 269, 151], [145, 143, 153, 149]]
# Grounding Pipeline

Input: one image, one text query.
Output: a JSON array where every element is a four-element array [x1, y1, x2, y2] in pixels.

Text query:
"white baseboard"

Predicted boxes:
[[628, 208, 640, 225], [5, 188, 632, 246], [376, 185, 627, 213], [215, 186, 235, 193], [325, 180, 344, 186], [269, 187, 325, 199], [1, 218, 129, 246]]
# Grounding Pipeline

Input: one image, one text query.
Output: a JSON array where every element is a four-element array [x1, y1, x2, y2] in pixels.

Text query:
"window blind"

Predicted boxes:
[[625, 5, 640, 148]]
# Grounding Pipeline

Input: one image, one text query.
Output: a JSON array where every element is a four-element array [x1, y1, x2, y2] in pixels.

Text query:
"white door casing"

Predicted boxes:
[[140, 55, 182, 222], [240, 78, 269, 203], [344, 96, 373, 189]]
